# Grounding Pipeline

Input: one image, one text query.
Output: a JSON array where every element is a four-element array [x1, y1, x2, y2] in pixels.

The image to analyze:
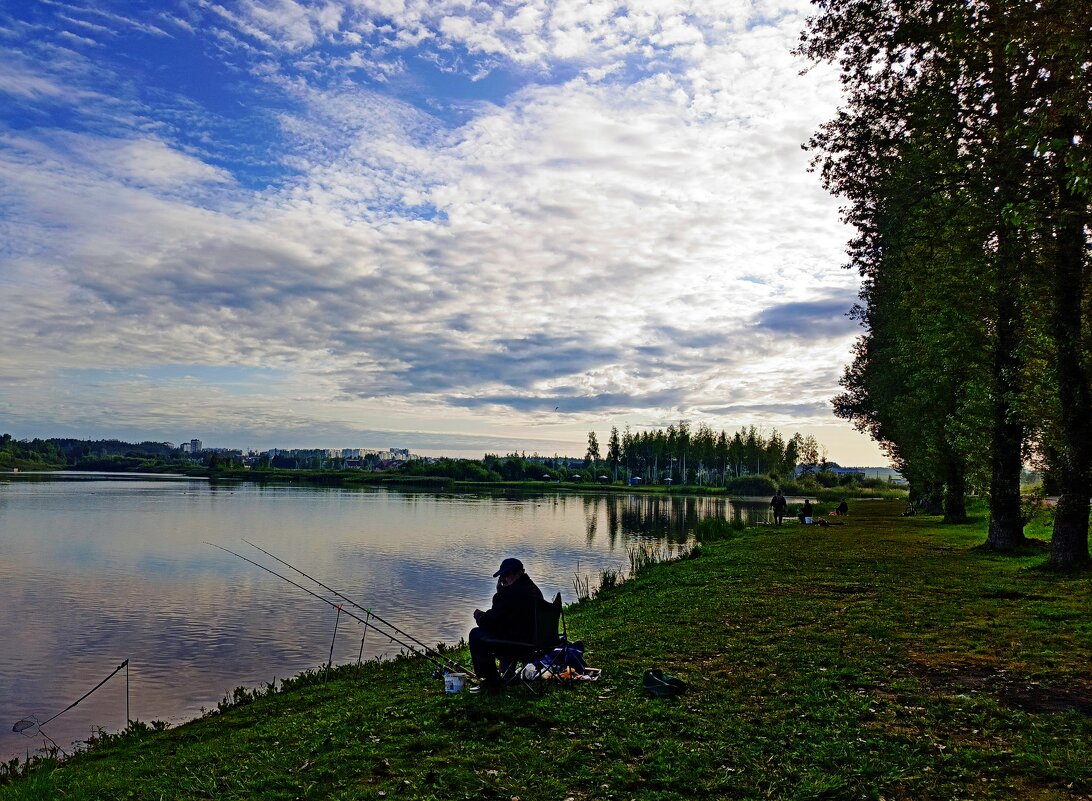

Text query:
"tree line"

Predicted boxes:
[[0, 434, 184, 471], [584, 423, 831, 486], [3, 429, 877, 497], [798, 0, 1091, 568], [395, 424, 854, 491]]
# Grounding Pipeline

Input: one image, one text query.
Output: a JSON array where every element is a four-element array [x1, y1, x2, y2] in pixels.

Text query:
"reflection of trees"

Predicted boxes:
[[618, 495, 726, 544], [730, 500, 772, 526], [606, 498, 620, 546], [583, 495, 601, 544], [587, 494, 773, 543]]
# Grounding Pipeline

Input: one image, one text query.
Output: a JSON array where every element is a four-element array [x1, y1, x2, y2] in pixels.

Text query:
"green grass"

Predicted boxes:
[[3, 500, 1090, 800]]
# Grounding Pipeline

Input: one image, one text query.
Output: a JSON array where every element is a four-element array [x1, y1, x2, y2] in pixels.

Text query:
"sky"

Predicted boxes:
[[0, 0, 888, 466]]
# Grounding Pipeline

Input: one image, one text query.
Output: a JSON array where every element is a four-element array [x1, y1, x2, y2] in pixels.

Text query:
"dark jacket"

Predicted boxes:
[[477, 573, 544, 642]]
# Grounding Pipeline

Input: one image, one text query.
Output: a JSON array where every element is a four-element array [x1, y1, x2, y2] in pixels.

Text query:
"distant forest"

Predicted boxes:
[[0, 433, 181, 472]]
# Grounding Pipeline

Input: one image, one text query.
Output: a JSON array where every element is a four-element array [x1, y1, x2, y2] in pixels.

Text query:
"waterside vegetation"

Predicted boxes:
[[3, 499, 1088, 800]]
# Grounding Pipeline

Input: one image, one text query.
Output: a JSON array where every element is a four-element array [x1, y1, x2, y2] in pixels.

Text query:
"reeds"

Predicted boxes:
[[572, 542, 694, 603]]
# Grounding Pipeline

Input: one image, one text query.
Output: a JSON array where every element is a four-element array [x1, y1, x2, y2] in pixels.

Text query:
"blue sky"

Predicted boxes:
[[0, 0, 886, 464]]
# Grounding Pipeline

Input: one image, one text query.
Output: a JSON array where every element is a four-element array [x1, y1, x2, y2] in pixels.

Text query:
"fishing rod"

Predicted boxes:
[[13, 659, 129, 747], [241, 539, 475, 677], [207, 543, 474, 679]]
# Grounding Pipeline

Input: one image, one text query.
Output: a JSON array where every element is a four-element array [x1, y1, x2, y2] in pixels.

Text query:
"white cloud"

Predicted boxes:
[[0, 62, 83, 100], [244, 0, 319, 49], [0, 0, 885, 464], [97, 138, 235, 186]]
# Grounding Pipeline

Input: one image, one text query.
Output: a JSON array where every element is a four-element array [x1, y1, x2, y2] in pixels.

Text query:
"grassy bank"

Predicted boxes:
[[3, 500, 1089, 800]]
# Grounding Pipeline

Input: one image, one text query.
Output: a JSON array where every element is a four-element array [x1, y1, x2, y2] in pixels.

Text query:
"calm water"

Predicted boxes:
[[0, 474, 768, 760]]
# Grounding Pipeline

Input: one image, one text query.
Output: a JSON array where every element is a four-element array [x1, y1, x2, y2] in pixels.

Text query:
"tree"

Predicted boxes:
[[797, 435, 820, 471], [585, 431, 601, 467], [801, 0, 999, 527], [765, 430, 787, 479], [607, 426, 622, 480], [831, 126, 997, 523], [799, 0, 1092, 560], [1028, 1, 1092, 567]]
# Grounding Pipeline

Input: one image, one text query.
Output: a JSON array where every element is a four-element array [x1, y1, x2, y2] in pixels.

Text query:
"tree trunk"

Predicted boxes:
[[942, 455, 968, 523], [982, 24, 1028, 552], [1051, 484, 1091, 569], [984, 412, 1026, 550], [982, 230, 1027, 549], [1046, 139, 1091, 569], [916, 482, 944, 516]]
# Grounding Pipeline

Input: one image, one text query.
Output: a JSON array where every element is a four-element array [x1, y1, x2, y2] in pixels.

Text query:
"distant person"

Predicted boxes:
[[835, 499, 849, 516], [770, 490, 788, 526], [469, 557, 544, 693], [799, 498, 814, 523]]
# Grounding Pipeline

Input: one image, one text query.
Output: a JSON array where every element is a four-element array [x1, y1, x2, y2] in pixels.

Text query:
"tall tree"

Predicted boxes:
[[1031, 0, 1092, 566], [607, 426, 622, 480], [585, 431, 601, 468], [798, 0, 1061, 546]]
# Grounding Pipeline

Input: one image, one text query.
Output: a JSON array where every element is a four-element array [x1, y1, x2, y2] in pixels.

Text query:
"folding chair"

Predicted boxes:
[[493, 592, 568, 693]]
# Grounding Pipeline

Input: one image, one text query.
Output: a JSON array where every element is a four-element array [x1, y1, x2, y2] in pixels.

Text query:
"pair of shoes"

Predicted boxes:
[[642, 668, 686, 697]]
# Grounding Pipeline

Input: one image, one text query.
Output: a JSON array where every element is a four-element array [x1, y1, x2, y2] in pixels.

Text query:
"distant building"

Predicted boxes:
[[190, 438, 203, 453]]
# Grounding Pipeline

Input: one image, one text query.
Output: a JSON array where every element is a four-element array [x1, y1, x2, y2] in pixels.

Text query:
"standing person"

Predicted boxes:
[[770, 490, 788, 526], [469, 557, 544, 693]]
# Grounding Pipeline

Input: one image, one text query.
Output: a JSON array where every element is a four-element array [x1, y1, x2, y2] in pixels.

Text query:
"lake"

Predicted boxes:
[[0, 473, 770, 761]]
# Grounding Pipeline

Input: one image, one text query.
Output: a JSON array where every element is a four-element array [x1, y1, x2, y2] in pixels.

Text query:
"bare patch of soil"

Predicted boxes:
[[907, 659, 1092, 716]]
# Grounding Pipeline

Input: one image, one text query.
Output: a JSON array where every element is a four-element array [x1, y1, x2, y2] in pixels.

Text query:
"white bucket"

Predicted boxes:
[[444, 672, 467, 693]]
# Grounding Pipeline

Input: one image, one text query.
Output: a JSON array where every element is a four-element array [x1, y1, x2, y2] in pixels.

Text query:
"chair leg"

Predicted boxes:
[[519, 667, 545, 696], [505, 661, 548, 695]]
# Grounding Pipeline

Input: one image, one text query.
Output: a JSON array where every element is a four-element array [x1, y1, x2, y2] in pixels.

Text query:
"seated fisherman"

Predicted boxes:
[[469, 557, 544, 692]]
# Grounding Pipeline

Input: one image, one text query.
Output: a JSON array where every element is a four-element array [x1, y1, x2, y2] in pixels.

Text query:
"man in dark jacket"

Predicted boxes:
[[469, 557, 544, 692], [770, 490, 787, 526]]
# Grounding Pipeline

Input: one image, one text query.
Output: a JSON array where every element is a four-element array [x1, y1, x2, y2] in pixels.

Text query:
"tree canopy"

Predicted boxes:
[[800, 0, 1092, 567]]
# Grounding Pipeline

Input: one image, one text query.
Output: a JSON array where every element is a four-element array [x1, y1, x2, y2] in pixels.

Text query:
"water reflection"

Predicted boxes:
[[0, 478, 760, 761], [584, 493, 770, 544]]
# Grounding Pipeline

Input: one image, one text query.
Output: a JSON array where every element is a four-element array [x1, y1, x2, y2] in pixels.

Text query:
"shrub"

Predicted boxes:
[[694, 517, 745, 542], [725, 475, 777, 496]]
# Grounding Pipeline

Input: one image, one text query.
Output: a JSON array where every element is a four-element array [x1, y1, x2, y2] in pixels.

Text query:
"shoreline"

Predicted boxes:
[[2, 467, 907, 503]]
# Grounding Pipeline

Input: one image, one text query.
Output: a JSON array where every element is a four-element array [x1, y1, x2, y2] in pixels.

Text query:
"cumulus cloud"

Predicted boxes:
[[0, 0, 883, 462]]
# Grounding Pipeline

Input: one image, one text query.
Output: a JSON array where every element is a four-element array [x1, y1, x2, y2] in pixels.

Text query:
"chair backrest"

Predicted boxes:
[[529, 593, 563, 653]]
